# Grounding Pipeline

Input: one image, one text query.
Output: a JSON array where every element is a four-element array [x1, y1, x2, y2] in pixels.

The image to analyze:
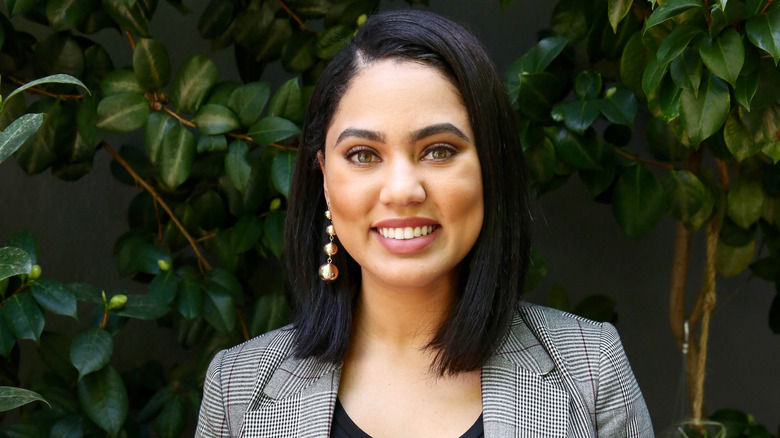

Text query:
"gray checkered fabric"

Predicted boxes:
[[196, 303, 653, 437]]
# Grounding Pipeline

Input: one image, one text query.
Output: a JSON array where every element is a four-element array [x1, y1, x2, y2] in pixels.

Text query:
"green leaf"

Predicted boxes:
[[724, 110, 764, 161], [70, 328, 113, 379], [646, 117, 688, 161], [31, 279, 77, 318], [159, 123, 195, 189], [613, 164, 666, 238], [138, 386, 174, 422], [263, 210, 286, 259], [78, 366, 128, 436], [100, 0, 150, 37], [574, 70, 602, 100], [250, 288, 287, 336], [644, 0, 702, 32], [100, 69, 144, 95], [198, 0, 233, 38], [225, 140, 252, 192], [249, 116, 300, 146], [551, 0, 590, 41], [193, 190, 227, 230], [231, 215, 263, 253], [281, 31, 317, 73], [728, 178, 765, 229], [254, 18, 293, 63], [599, 85, 638, 126], [657, 23, 704, 66], [670, 48, 702, 95], [96, 92, 151, 133], [746, 9, 780, 65], [197, 134, 228, 153], [680, 73, 730, 146], [508, 72, 565, 120], [0, 387, 50, 412], [699, 28, 745, 86], [561, 100, 600, 134], [662, 170, 706, 223], [716, 239, 755, 276], [268, 77, 304, 123], [149, 270, 179, 304], [642, 57, 668, 96], [113, 294, 168, 319], [0, 246, 32, 281], [3, 293, 44, 342], [193, 104, 241, 135], [0, 114, 44, 165], [608, 0, 633, 33], [170, 55, 218, 114], [272, 150, 296, 198], [5, 231, 37, 266], [315, 25, 352, 60], [66, 282, 103, 304], [524, 137, 557, 184], [133, 38, 170, 91], [203, 289, 236, 333], [508, 36, 568, 75], [154, 395, 186, 438], [620, 33, 650, 97], [3, 74, 89, 113], [50, 417, 85, 438], [228, 82, 271, 127], [0, 312, 16, 357], [579, 146, 618, 199], [205, 268, 243, 304], [144, 112, 177, 165], [550, 127, 601, 170], [176, 279, 201, 319], [735, 67, 760, 111], [46, 0, 95, 31]]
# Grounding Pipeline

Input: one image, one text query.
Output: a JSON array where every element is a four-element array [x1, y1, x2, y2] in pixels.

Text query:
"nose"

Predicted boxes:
[[378, 157, 426, 206]]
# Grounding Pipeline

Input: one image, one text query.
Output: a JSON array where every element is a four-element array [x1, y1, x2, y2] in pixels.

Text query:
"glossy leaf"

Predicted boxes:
[[149, 270, 179, 304], [281, 31, 317, 73], [138, 386, 174, 422], [225, 140, 252, 193], [228, 82, 271, 127], [268, 77, 304, 123], [3, 74, 89, 112], [31, 279, 77, 318], [159, 123, 195, 189], [657, 23, 703, 66], [249, 116, 301, 146], [70, 328, 113, 379], [724, 110, 764, 162], [524, 137, 556, 184], [113, 294, 168, 319], [193, 104, 240, 136], [231, 215, 263, 253], [133, 38, 170, 91], [170, 55, 218, 114], [644, 0, 702, 32], [612, 164, 666, 238], [46, 0, 94, 31], [0, 387, 50, 412], [735, 67, 760, 111], [197, 134, 228, 153], [50, 417, 85, 438], [620, 33, 650, 96], [315, 24, 351, 60], [100, 0, 150, 37], [680, 73, 730, 147], [574, 70, 602, 100], [670, 48, 702, 95], [746, 9, 780, 65], [599, 85, 638, 126], [646, 117, 688, 162], [550, 127, 601, 170], [96, 92, 151, 133], [100, 69, 144, 95], [155, 394, 186, 438], [508, 36, 568, 75], [144, 112, 177, 165], [0, 246, 32, 281], [662, 170, 706, 223], [6, 231, 37, 265], [177, 279, 201, 319], [263, 210, 286, 259], [272, 150, 296, 198], [642, 57, 668, 96], [0, 114, 44, 165], [608, 0, 633, 33], [198, 0, 233, 38], [202, 288, 235, 333], [699, 28, 745, 86], [250, 289, 287, 336], [205, 268, 243, 304], [716, 239, 756, 277], [579, 146, 617, 199], [78, 366, 128, 436], [3, 293, 44, 342], [509, 72, 565, 120], [728, 179, 765, 229]]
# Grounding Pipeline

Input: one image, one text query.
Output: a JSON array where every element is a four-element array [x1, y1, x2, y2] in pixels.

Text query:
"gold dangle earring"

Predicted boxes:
[[318, 208, 339, 282]]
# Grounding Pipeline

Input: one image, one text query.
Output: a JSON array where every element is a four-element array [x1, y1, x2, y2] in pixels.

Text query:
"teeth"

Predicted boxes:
[[379, 226, 435, 240]]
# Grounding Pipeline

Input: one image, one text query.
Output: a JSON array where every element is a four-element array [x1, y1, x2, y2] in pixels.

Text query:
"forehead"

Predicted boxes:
[[326, 60, 471, 144]]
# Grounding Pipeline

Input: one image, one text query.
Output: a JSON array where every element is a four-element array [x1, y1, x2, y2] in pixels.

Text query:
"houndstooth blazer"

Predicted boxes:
[[195, 303, 654, 437]]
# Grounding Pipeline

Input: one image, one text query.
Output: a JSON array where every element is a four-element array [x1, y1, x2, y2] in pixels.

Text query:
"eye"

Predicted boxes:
[[422, 145, 456, 161], [346, 148, 380, 165]]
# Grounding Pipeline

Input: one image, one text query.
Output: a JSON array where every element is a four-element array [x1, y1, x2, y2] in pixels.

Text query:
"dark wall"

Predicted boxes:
[[0, 0, 777, 433]]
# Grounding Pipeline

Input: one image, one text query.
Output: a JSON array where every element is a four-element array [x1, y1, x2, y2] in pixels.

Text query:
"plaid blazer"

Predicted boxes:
[[196, 304, 653, 437]]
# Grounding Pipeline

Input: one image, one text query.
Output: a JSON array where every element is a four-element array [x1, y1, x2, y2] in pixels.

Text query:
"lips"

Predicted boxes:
[[372, 217, 440, 254]]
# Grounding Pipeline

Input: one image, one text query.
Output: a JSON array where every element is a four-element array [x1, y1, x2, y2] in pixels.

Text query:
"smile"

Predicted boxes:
[[377, 225, 437, 240]]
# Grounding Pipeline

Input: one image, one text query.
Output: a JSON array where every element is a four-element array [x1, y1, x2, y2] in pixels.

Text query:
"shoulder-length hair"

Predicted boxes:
[[284, 9, 531, 375]]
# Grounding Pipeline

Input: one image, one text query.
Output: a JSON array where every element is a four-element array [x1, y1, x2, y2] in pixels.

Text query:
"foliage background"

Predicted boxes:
[[0, 0, 778, 435]]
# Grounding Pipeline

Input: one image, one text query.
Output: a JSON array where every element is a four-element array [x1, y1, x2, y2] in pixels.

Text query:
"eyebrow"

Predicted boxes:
[[334, 123, 471, 148]]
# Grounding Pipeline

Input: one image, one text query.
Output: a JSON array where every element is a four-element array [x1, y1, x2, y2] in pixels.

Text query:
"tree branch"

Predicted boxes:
[[669, 222, 691, 350], [102, 142, 212, 272], [761, 0, 774, 14], [125, 31, 136, 51], [236, 306, 250, 341], [613, 147, 676, 170], [162, 106, 197, 128], [8, 76, 86, 100], [275, 0, 308, 30]]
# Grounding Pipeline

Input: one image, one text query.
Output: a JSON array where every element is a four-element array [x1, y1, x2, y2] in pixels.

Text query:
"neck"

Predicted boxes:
[[349, 271, 458, 353]]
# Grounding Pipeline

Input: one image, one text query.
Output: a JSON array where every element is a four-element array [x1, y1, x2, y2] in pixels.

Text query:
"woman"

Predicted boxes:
[[196, 9, 653, 438]]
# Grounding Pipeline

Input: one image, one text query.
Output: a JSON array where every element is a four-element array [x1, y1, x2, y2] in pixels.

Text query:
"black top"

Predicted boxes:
[[330, 400, 484, 438]]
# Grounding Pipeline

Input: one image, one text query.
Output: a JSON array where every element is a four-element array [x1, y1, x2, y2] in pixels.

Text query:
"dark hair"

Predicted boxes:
[[284, 9, 531, 374]]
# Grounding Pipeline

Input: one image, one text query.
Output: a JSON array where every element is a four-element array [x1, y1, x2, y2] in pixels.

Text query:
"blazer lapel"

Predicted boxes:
[[482, 314, 570, 438], [240, 330, 341, 437]]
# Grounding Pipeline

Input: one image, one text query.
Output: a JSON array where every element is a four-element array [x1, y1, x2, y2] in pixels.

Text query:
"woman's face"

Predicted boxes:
[[321, 59, 484, 291]]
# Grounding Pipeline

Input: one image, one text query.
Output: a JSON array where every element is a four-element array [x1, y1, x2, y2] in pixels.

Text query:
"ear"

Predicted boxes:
[[317, 150, 330, 205]]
